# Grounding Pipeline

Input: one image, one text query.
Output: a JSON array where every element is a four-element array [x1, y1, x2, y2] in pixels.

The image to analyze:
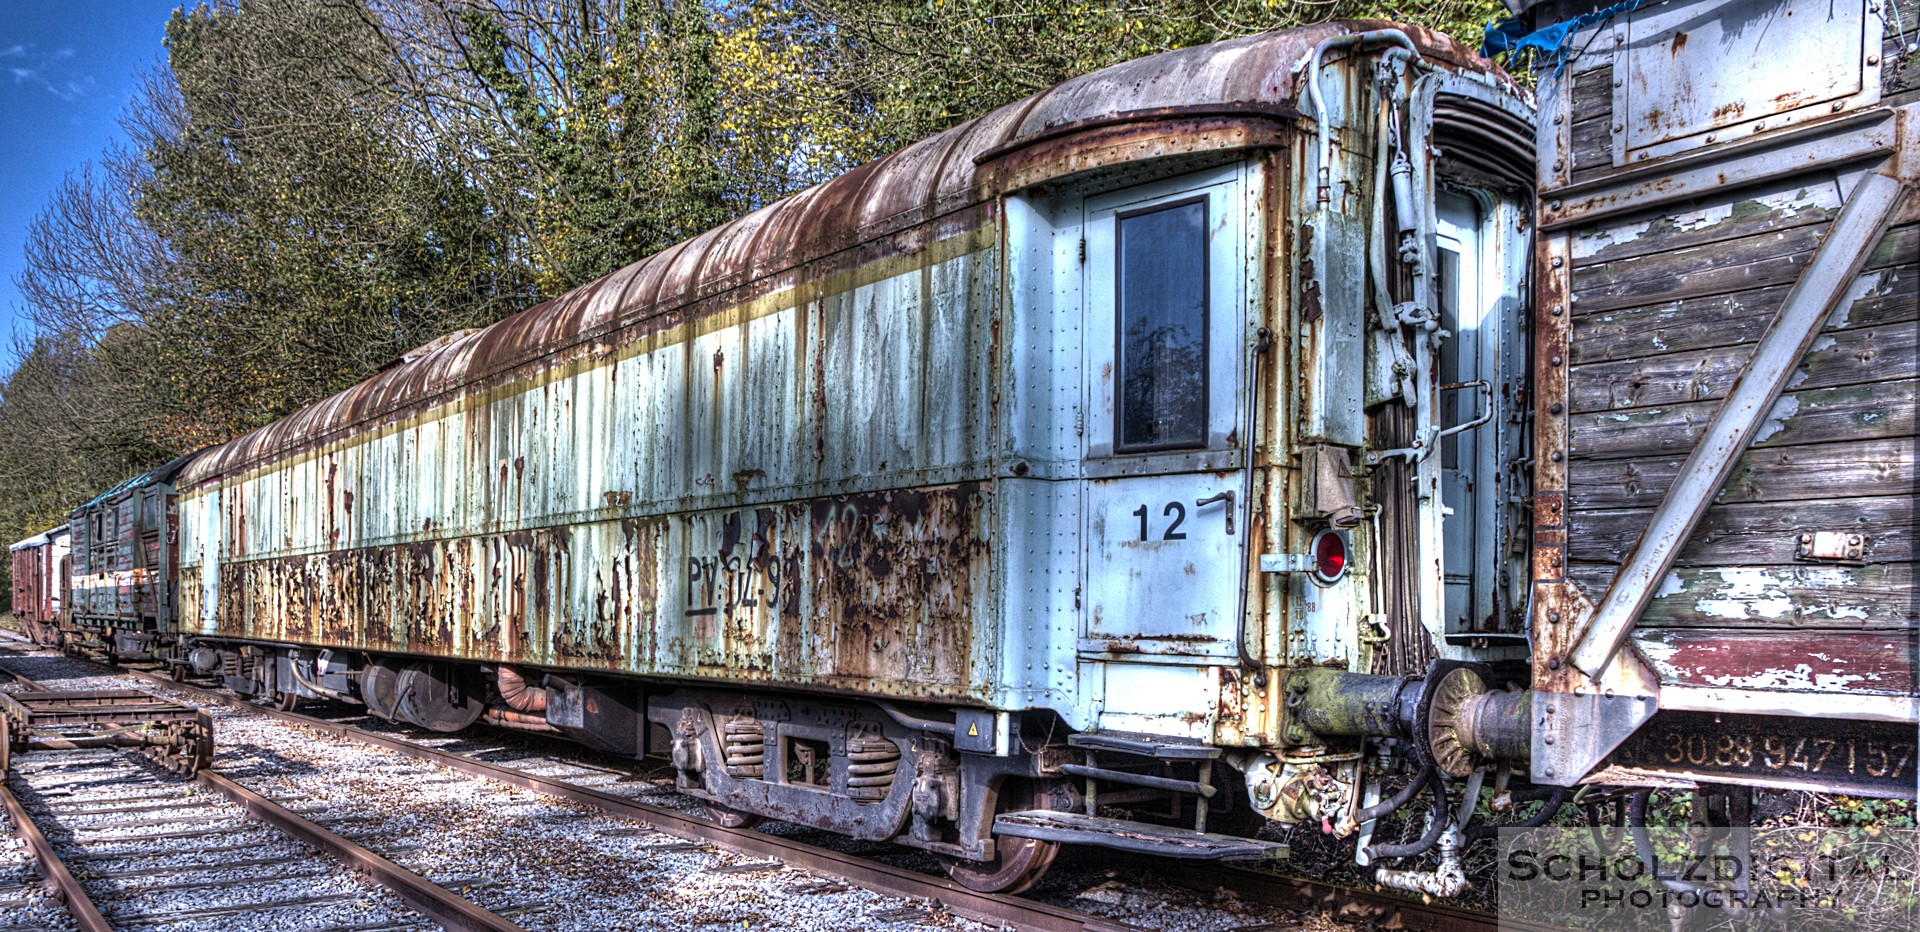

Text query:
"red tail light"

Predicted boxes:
[[1311, 529, 1348, 586]]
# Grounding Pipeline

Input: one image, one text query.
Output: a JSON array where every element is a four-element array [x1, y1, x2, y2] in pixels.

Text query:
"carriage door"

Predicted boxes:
[[1436, 194, 1489, 635], [1434, 188, 1529, 642], [200, 485, 221, 631], [1078, 166, 1251, 737]]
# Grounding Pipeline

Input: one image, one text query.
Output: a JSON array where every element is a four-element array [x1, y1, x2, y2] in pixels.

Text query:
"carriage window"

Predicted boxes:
[[1116, 198, 1208, 451]]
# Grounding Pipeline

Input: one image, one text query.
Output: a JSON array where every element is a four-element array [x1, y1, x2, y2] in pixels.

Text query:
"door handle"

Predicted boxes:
[[1195, 491, 1235, 535]]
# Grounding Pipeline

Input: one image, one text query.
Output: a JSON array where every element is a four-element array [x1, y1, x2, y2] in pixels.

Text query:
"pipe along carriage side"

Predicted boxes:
[[9, 4, 1917, 898]]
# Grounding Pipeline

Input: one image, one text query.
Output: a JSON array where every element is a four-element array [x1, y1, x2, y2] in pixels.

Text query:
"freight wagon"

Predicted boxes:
[[1507, 0, 1919, 802], [9, 525, 68, 646]]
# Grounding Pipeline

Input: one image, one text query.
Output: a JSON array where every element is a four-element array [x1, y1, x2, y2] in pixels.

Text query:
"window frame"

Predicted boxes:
[[1076, 162, 1248, 471], [1112, 193, 1212, 454]]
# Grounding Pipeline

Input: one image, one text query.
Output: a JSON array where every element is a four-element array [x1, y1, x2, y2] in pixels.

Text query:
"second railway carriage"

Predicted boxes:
[[1506, 0, 1920, 800], [130, 21, 1539, 892], [66, 456, 193, 659]]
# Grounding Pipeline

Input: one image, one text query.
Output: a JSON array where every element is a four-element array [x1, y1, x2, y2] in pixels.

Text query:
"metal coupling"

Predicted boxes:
[[1289, 668, 1419, 741], [1454, 689, 1532, 764]]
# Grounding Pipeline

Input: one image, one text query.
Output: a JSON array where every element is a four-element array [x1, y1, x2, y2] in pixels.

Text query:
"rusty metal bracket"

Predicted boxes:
[[1568, 167, 1910, 682]]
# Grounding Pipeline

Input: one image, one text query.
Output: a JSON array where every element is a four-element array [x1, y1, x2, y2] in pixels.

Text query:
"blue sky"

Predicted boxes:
[[0, 2, 181, 358]]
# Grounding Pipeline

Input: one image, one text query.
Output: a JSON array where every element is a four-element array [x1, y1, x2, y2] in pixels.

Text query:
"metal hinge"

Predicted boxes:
[[1259, 553, 1315, 573], [1796, 530, 1866, 563]]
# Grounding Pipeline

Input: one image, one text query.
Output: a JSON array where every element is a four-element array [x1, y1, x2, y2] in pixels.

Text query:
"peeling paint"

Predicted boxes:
[[1752, 394, 1800, 442]]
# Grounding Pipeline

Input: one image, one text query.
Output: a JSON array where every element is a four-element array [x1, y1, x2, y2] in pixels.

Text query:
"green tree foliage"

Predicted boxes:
[[370, 0, 850, 295], [136, 0, 532, 449], [799, 0, 1506, 162], [0, 329, 169, 549]]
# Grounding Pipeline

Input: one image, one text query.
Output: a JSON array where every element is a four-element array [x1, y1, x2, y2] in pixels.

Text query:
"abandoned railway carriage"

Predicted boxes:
[[9, 525, 69, 646], [121, 20, 1544, 892], [14, 0, 1917, 900]]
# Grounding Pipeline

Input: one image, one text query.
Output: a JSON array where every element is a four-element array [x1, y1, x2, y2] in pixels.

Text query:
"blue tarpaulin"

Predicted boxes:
[[1481, 0, 1644, 68]]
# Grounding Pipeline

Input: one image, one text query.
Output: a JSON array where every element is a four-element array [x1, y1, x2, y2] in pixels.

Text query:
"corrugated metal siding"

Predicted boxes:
[[180, 243, 1002, 702]]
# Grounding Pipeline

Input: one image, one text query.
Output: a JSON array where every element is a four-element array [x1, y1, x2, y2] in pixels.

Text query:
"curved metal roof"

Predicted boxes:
[[73, 452, 205, 515], [181, 21, 1489, 484], [9, 530, 51, 552]]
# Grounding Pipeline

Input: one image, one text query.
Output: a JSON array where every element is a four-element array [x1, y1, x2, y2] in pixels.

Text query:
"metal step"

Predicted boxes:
[[1067, 731, 1221, 760], [992, 810, 1286, 860]]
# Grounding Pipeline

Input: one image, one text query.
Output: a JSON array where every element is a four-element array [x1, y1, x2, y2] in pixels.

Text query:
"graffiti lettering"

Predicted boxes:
[[685, 509, 805, 623]]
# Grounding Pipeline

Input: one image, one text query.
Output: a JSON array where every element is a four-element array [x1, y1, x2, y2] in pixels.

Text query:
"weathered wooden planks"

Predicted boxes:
[[1567, 562, 1916, 630], [1569, 64, 1612, 123], [1567, 436, 1914, 509], [1573, 264, 1915, 364], [1567, 65, 1614, 179], [1569, 378, 1917, 462], [1571, 176, 1843, 266], [1568, 319, 1920, 413], [1633, 628, 1917, 695], [1865, 222, 1918, 270], [1628, 630, 1912, 695], [1571, 494, 1913, 566], [1570, 223, 1827, 314], [1570, 117, 1611, 173]]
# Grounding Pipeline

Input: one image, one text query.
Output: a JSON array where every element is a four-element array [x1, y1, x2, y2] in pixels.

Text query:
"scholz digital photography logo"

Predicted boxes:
[[1497, 823, 1916, 931]]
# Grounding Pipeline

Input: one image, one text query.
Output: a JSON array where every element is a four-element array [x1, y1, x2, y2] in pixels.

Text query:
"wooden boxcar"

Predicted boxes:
[[66, 456, 192, 657], [9, 526, 69, 645], [1511, 0, 1919, 798]]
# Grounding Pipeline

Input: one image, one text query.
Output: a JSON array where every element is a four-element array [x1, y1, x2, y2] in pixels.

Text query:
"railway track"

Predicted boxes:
[[0, 660, 525, 932], [3, 635, 1507, 931]]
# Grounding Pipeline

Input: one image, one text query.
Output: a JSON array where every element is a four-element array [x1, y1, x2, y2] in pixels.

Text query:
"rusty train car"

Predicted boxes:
[[9, 525, 69, 646], [14, 2, 1917, 899]]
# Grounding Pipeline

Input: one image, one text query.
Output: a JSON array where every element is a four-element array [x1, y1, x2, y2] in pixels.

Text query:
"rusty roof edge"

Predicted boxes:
[[179, 22, 1496, 486], [970, 102, 1305, 167]]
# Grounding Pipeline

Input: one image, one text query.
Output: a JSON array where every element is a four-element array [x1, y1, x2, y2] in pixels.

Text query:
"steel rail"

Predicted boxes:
[[195, 769, 525, 932], [113, 667, 1138, 932], [14, 644, 1527, 932], [0, 781, 112, 932], [0, 649, 522, 932]]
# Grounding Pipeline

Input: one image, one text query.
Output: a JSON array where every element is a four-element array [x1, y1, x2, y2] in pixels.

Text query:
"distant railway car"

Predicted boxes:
[[1508, 0, 1919, 801], [9, 525, 70, 645], [66, 456, 194, 660]]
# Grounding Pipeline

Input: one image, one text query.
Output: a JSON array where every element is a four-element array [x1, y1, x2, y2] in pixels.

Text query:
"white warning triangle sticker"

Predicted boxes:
[[967, 722, 979, 736]]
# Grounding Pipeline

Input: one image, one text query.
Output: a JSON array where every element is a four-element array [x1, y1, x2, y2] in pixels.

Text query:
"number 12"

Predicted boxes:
[[1133, 502, 1187, 541]]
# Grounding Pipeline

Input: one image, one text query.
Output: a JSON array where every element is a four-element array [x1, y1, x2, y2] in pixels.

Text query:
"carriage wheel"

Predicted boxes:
[[937, 778, 1069, 895]]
